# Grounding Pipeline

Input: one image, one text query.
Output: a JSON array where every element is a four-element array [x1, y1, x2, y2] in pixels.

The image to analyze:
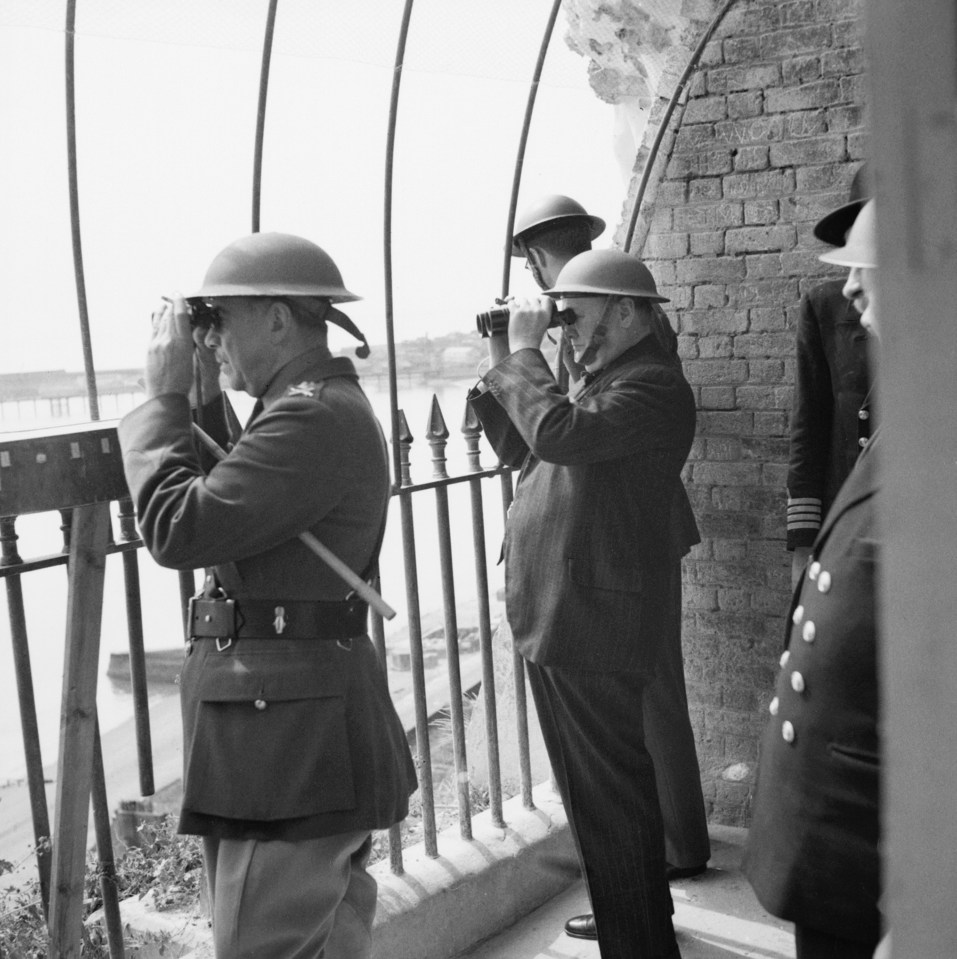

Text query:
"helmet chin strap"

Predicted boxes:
[[576, 294, 614, 370]]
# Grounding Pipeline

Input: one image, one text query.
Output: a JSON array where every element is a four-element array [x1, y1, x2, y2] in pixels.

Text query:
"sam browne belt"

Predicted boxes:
[[188, 595, 369, 647]]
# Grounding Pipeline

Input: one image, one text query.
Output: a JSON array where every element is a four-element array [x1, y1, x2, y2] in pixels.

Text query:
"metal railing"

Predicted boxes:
[[0, 403, 530, 957]]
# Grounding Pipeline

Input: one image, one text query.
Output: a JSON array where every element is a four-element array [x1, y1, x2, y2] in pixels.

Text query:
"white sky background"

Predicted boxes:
[[0, 0, 632, 375]]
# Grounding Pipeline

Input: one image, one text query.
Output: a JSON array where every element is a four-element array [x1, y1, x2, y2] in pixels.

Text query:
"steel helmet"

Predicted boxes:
[[545, 249, 669, 302], [511, 194, 605, 255], [191, 232, 360, 303], [819, 199, 877, 270]]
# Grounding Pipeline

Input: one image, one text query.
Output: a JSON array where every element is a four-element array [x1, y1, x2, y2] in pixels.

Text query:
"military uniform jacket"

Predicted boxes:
[[469, 339, 696, 674], [119, 347, 416, 841], [787, 280, 872, 549], [745, 434, 881, 944]]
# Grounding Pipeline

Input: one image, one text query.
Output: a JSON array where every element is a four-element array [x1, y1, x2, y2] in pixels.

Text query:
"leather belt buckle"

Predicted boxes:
[[189, 595, 238, 651]]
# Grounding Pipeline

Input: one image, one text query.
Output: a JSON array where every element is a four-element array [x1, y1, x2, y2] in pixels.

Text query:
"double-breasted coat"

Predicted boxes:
[[787, 279, 872, 549], [119, 347, 416, 841], [745, 434, 881, 946]]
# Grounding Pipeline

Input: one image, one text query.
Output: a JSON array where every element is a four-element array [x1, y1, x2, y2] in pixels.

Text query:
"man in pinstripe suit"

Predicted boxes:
[[469, 248, 693, 958]]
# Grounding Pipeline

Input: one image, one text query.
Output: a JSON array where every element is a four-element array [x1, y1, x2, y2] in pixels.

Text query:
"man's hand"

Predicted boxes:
[[508, 295, 554, 353], [145, 294, 196, 399]]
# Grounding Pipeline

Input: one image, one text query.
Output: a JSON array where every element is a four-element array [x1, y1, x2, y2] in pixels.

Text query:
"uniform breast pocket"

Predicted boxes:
[[181, 650, 356, 822]]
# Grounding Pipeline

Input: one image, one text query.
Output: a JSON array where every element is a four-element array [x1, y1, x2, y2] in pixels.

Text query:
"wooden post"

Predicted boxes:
[[866, 1, 957, 954], [47, 502, 111, 958]]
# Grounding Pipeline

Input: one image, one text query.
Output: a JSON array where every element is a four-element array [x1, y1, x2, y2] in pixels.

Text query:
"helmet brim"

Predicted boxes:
[[510, 213, 606, 256], [188, 284, 361, 304], [544, 283, 669, 303]]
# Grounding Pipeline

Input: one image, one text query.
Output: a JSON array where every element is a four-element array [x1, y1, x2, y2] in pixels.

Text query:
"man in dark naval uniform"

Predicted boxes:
[[510, 196, 710, 944], [787, 165, 873, 587], [119, 233, 416, 959], [469, 248, 695, 959], [745, 200, 884, 959]]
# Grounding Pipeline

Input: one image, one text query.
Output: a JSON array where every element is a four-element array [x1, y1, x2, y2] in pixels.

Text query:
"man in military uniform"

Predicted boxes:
[[787, 166, 873, 587], [511, 197, 710, 943], [745, 201, 883, 959], [119, 233, 417, 959], [469, 248, 695, 959]]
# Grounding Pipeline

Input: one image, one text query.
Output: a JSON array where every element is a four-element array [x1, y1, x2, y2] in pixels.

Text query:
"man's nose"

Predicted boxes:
[[204, 327, 219, 348], [842, 266, 862, 303]]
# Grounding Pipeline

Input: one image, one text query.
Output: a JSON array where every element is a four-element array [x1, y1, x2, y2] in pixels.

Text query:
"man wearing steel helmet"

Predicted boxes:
[[469, 248, 695, 958], [118, 233, 416, 959], [511, 196, 710, 939], [745, 200, 885, 959]]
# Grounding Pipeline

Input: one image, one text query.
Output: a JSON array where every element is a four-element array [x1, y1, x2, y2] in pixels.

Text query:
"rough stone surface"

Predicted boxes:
[[565, 0, 867, 826]]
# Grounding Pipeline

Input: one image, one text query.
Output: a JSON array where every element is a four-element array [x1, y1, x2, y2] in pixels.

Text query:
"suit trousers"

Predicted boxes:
[[202, 830, 376, 959], [644, 564, 710, 868], [526, 662, 680, 959]]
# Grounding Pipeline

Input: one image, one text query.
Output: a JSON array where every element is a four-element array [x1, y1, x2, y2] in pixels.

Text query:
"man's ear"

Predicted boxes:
[[268, 299, 295, 339], [617, 297, 636, 329]]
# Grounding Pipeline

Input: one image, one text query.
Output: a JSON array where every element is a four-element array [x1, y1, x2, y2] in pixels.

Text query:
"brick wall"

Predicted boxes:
[[623, 0, 867, 825]]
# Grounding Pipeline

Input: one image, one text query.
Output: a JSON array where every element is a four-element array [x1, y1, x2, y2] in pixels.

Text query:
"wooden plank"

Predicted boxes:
[[47, 502, 111, 958], [0, 422, 128, 518], [866, 1, 957, 954]]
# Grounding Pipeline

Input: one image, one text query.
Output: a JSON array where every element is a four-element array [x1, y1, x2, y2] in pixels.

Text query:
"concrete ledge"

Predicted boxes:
[[109, 781, 577, 959], [371, 782, 579, 959]]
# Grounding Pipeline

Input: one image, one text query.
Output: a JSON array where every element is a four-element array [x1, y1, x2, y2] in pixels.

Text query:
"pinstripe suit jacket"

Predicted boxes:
[[469, 339, 696, 674]]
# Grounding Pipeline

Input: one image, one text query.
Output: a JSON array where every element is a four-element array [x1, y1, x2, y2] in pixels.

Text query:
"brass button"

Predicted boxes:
[[802, 620, 816, 643], [254, 699, 267, 711], [859, 409, 870, 421], [792, 605, 804, 626], [769, 696, 779, 716], [780, 650, 790, 668], [817, 571, 832, 594], [808, 561, 821, 581], [790, 671, 806, 693], [782, 721, 795, 744], [858, 437, 868, 448]]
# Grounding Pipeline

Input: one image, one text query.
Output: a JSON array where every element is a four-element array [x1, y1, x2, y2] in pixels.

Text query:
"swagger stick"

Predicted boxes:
[[191, 422, 396, 620]]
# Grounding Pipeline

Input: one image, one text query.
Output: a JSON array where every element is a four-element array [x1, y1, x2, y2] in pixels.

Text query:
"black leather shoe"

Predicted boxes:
[[666, 861, 707, 881], [564, 913, 598, 940]]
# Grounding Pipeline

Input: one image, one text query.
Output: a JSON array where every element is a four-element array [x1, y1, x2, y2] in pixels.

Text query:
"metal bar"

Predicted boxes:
[[252, 0, 279, 233], [64, 0, 100, 421], [1, 516, 52, 913], [398, 488, 437, 856], [499, 0, 563, 299], [369, 581, 405, 875], [118, 498, 153, 796], [48, 502, 111, 958], [382, 0, 416, 490], [433, 490, 471, 839], [468, 475, 503, 826], [0, 539, 141, 579], [462, 405, 503, 824], [91, 721, 125, 959], [119, 539, 154, 795]]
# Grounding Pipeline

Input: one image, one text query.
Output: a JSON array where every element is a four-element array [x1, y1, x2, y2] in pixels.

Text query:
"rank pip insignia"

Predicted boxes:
[[288, 382, 317, 397]]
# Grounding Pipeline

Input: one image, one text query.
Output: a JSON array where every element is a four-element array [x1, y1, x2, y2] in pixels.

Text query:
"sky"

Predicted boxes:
[[0, 0, 633, 376]]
